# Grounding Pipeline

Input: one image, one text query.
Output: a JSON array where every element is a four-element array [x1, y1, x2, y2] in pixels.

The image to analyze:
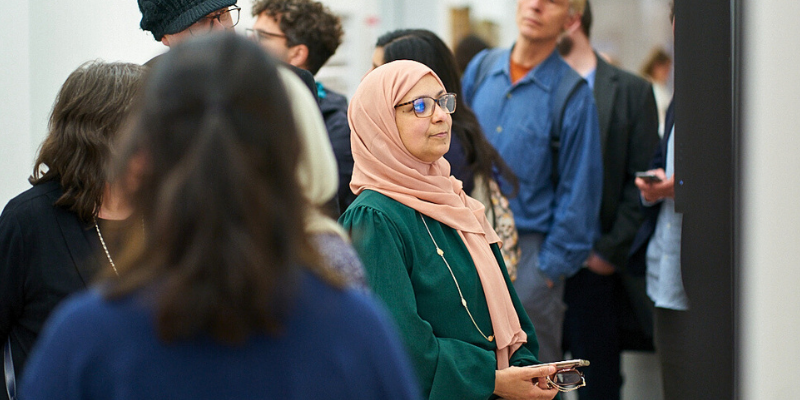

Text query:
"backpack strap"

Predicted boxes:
[[467, 48, 584, 188], [549, 68, 585, 186], [464, 48, 505, 101]]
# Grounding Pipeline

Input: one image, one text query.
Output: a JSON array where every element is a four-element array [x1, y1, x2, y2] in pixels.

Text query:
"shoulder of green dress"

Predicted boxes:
[[346, 190, 418, 220]]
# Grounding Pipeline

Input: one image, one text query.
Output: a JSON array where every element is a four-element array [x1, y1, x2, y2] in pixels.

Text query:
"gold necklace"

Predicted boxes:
[[94, 217, 118, 275], [420, 213, 494, 342], [93, 217, 144, 276]]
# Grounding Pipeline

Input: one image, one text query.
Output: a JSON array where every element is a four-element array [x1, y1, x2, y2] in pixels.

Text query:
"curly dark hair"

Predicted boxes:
[[29, 61, 146, 223], [252, 0, 343, 75]]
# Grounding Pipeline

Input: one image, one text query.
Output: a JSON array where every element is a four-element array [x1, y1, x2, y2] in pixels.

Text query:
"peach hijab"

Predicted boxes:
[[348, 60, 526, 369]]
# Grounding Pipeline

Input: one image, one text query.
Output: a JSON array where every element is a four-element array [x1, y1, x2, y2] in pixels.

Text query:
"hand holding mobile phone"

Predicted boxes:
[[635, 171, 663, 183], [547, 359, 590, 370]]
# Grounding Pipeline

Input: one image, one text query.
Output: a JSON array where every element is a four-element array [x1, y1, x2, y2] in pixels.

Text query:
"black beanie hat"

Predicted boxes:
[[139, 0, 238, 41]]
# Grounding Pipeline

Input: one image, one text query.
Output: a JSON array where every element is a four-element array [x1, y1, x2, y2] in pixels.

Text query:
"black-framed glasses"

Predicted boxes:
[[394, 93, 457, 118], [545, 368, 586, 393], [188, 6, 241, 35], [245, 28, 287, 44]]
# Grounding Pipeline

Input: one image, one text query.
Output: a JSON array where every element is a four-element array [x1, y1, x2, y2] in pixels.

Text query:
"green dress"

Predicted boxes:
[[340, 190, 541, 400]]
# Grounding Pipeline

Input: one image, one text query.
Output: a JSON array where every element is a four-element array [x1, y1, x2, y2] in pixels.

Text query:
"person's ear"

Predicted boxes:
[[563, 12, 582, 35], [160, 35, 172, 47], [286, 44, 310, 70]]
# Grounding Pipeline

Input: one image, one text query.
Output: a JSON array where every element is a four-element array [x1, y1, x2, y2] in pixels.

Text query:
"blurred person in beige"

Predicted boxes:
[[640, 47, 673, 137], [340, 59, 557, 400], [278, 67, 366, 289]]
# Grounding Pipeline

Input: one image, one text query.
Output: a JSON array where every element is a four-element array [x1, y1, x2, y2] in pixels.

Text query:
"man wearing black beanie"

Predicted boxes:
[[138, 0, 240, 47], [136, 0, 319, 103]]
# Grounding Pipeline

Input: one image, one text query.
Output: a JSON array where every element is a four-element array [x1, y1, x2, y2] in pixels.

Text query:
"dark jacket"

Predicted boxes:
[[0, 181, 102, 381], [628, 100, 674, 276], [592, 54, 661, 270]]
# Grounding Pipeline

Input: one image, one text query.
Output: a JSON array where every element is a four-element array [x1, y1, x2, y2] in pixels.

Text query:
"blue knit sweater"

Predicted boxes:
[[20, 272, 421, 400]]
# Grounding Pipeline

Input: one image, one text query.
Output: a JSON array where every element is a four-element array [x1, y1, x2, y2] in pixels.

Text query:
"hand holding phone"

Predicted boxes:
[[527, 359, 589, 393], [547, 359, 590, 371], [635, 171, 663, 183]]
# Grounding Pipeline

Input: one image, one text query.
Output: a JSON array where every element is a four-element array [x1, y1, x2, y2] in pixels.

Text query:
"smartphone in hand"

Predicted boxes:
[[635, 171, 662, 183], [547, 359, 590, 371]]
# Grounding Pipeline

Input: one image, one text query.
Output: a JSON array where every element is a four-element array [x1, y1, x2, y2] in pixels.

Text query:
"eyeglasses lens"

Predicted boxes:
[[189, 7, 240, 35], [546, 369, 585, 392], [411, 94, 456, 118], [439, 94, 456, 114], [220, 8, 240, 28], [412, 98, 430, 117], [555, 370, 582, 386]]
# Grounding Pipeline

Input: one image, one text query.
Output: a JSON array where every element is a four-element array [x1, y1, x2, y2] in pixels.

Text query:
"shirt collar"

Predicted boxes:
[[493, 46, 564, 92]]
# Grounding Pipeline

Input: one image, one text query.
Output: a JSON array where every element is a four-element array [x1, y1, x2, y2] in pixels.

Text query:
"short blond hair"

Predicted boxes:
[[570, 0, 586, 15]]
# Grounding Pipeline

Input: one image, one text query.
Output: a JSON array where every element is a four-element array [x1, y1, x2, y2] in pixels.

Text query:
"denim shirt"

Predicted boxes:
[[462, 48, 603, 281]]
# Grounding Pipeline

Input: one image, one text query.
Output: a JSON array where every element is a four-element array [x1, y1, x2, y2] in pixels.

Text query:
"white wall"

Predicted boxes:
[[314, 0, 382, 97], [0, 0, 164, 206], [0, 0, 32, 206], [740, 1, 800, 398]]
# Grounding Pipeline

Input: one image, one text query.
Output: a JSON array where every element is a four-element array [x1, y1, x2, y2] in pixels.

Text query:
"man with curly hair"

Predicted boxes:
[[250, 0, 355, 215]]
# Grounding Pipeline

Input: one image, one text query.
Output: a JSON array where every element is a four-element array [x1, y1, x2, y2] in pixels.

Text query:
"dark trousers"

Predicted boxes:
[[654, 307, 693, 400], [563, 268, 623, 400]]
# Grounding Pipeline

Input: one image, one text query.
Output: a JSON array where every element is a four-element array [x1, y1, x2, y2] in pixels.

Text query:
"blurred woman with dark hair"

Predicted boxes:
[[20, 34, 418, 400], [373, 29, 521, 278], [1, 61, 145, 395], [454, 34, 490, 75]]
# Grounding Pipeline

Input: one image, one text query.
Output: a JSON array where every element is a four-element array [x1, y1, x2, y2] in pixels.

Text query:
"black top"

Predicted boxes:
[[0, 181, 103, 381]]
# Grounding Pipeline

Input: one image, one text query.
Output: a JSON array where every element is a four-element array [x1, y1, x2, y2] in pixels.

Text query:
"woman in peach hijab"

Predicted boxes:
[[340, 60, 558, 400]]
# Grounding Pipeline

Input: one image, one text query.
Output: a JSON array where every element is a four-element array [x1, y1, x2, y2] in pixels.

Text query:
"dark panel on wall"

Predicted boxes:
[[673, 0, 737, 398]]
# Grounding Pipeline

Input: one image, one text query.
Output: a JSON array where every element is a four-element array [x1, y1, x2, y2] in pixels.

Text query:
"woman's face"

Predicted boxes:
[[394, 74, 452, 163]]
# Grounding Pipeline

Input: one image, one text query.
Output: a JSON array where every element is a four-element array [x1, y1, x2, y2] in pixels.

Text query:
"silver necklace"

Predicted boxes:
[[94, 217, 118, 275], [420, 213, 494, 342]]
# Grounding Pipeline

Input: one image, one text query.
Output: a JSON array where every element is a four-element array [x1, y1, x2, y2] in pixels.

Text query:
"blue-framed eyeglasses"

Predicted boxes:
[[394, 93, 457, 118]]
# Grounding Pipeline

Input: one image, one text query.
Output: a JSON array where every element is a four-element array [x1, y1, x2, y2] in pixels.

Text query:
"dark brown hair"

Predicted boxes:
[[580, 0, 593, 38], [252, 0, 343, 75], [640, 47, 673, 79], [29, 61, 146, 223], [107, 33, 320, 344], [377, 29, 519, 197], [454, 35, 489, 75]]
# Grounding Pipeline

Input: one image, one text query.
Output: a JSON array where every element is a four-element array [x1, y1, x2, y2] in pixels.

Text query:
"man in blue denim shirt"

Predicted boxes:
[[462, 0, 602, 363]]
